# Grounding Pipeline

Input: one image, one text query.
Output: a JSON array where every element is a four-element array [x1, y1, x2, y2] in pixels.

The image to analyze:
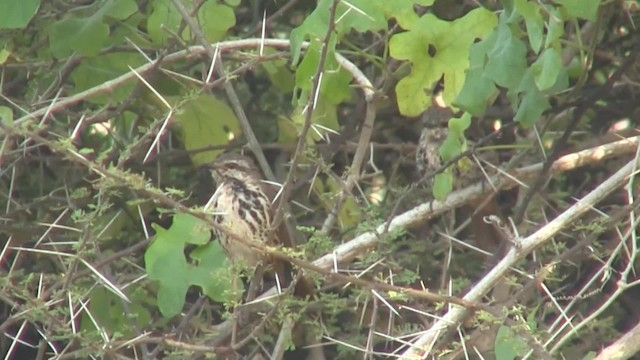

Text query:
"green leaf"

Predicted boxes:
[[448, 112, 472, 136], [0, 0, 40, 29], [381, 0, 435, 30], [432, 114, 470, 200], [145, 224, 191, 317], [294, 39, 352, 104], [515, 0, 544, 53], [171, 94, 241, 166], [108, 12, 151, 46], [290, 0, 387, 64], [48, 0, 137, 57], [0, 106, 13, 125], [390, 8, 497, 116], [495, 324, 528, 360], [170, 213, 211, 246], [509, 70, 550, 127], [145, 214, 240, 317], [332, 0, 387, 34], [556, 0, 601, 21], [544, 7, 565, 48], [262, 57, 295, 93], [532, 47, 562, 91], [547, 66, 569, 93], [290, 98, 339, 142], [49, 16, 108, 57], [148, 0, 236, 45], [156, 278, 190, 317], [515, 87, 549, 127], [454, 34, 498, 115], [70, 52, 145, 104], [83, 287, 152, 335], [439, 128, 467, 162], [198, 1, 236, 42], [433, 172, 453, 201], [148, 0, 182, 44], [484, 14, 528, 89], [190, 242, 240, 302], [0, 48, 9, 65]]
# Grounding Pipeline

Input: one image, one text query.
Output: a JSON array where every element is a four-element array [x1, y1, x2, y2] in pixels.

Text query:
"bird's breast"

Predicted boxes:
[[212, 179, 272, 266]]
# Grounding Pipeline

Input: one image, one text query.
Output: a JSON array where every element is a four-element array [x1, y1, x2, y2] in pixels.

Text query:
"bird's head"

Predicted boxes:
[[206, 153, 260, 183]]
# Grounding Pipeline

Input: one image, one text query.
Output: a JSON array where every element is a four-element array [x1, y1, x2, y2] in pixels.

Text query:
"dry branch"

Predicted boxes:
[[400, 142, 640, 358]]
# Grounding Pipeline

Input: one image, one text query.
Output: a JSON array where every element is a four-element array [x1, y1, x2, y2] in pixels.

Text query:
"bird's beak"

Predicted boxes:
[[200, 163, 218, 177], [201, 162, 219, 170]]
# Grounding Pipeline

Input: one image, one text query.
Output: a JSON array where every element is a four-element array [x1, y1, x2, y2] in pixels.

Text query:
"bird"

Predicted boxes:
[[206, 153, 314, 296], [415, 94, 505, 254], [415, 97, 456, 187]]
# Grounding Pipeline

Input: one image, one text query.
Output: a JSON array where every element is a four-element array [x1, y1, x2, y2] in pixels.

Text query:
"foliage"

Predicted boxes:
[[1, 0, 639, 359], [145, 214, 240, 317]]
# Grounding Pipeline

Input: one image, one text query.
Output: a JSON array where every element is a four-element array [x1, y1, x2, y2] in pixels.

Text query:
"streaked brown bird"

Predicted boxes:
[[206, 153, 313, 296], [415, 95, 505, 254], [415, 98, 456, 187]]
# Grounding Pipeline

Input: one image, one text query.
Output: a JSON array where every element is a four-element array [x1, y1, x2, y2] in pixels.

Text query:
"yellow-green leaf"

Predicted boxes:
[[171, 95, 240, 166]]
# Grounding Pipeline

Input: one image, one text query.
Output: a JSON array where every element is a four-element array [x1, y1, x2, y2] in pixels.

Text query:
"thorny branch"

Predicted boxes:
[[5, 111, 636, 356]]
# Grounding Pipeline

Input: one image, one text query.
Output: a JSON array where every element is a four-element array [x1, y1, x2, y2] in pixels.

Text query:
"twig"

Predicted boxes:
[[272, 0, 341, 230], [399, 156, 639, 358], [6, 117, 639, 355], [12, 39, 367, 130], [319, 55, 377, 233], [211, 135, 640, 346], [512, 40, 640, 225]]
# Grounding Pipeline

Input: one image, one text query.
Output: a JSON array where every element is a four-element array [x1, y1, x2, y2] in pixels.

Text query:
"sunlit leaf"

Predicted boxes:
[[171, 95, 241, 166], [312, 175, 360, 229], [381, 0, 435, 30], [390, 8, 497, 116], [190, 242, 240, 302], [0, 48, 9, 65]]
